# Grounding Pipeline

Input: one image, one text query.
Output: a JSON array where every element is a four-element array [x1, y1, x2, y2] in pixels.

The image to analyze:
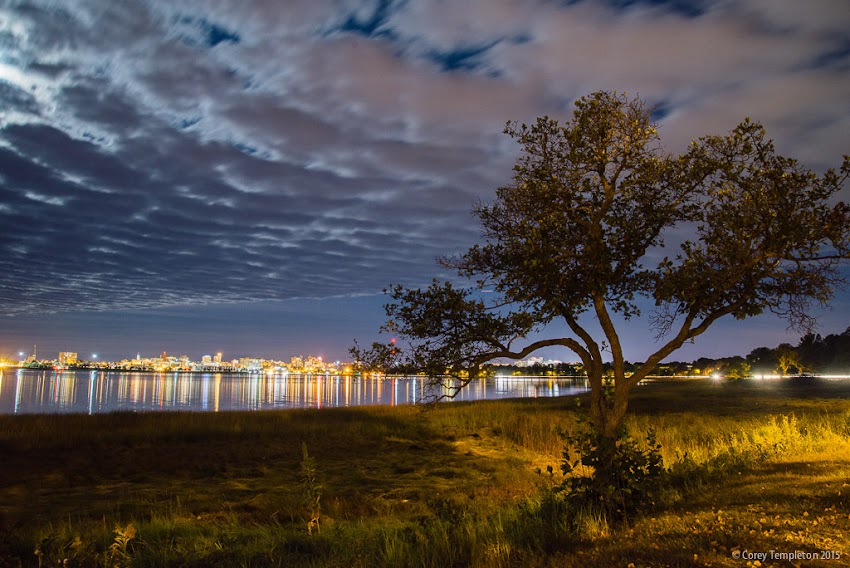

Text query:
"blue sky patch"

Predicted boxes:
[[337, 0, 398, 38], [177, 15, 241, 48], [562, 0, 705, 18], [426, 41, 499, 72], [649, 99, 674, 122]]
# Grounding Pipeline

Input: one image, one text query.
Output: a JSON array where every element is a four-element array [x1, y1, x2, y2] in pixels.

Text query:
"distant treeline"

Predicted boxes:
[[487, 326, 850, 378]]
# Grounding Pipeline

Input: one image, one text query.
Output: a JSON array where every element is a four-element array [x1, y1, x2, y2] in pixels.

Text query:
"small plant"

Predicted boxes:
[[300, 442, 322, 535], [33, 543, 44, 568], [572, 505, 609, 540], [559, 424, 665, 524], [107, 523, 136, 568]]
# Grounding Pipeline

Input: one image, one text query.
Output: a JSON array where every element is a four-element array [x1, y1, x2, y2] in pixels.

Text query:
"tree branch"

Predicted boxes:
[[561, 311, 595, 352], [593, 294, 625, 378], [483, 337, 590, 366], [633, 299, 749, 383]]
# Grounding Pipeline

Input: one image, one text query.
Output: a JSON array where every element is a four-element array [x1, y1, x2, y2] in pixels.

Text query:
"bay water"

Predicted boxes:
[[0, 369, 589, 414]]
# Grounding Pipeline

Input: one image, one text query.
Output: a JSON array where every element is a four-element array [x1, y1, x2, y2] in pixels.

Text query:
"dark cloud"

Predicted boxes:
[[0, 114, 459, 315], [0, 80, 40, 114]]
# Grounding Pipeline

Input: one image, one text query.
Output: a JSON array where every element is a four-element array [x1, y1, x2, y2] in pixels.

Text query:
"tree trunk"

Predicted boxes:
[[587, 369, 633, 439]]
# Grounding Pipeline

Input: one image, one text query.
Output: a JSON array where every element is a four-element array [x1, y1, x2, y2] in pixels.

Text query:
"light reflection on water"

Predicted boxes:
[[0, 369, 589, 414]]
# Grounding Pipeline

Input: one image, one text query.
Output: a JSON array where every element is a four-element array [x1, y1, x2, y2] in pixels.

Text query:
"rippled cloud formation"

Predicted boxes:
[[1, 0, 848, 317]]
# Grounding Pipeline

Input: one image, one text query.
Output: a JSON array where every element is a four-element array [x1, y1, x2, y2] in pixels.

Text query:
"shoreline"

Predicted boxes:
[[7, 365, 849, 379]]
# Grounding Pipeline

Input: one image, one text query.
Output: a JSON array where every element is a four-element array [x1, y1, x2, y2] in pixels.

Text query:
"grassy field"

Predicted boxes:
[[0, 378, 848, 567]]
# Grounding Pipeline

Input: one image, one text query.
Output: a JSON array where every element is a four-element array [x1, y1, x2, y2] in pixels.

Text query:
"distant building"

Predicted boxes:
[[58, 352, 78, 365], [239, 357, 262, 371], [516, 356, 544, 368]]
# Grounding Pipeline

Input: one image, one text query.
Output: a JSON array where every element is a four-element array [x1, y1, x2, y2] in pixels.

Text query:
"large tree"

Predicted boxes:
[[354, 91, 850, 439]]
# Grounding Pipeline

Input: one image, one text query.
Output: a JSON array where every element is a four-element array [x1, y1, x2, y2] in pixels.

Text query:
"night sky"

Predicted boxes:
[[1, 0, 848, 363]]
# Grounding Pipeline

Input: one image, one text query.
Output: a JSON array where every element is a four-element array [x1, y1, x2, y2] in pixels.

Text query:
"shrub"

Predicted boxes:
[[558, 425, 665, 524]]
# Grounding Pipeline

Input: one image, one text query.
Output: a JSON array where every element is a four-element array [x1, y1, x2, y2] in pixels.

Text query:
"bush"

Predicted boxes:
[[558, 425, 665, 524]]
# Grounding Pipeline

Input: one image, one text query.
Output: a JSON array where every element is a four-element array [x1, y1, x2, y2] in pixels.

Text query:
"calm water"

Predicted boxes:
[[0, 369, 589, 414]]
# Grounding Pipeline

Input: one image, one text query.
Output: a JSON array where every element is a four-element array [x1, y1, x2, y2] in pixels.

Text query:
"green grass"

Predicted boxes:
[[1, 378, 848, 567]]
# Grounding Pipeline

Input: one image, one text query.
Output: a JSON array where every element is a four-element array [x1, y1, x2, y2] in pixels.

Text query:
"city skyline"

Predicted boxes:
[[1, 1, 849, 364], [5, 317, 849, 367], [12, 346, 341, 366]]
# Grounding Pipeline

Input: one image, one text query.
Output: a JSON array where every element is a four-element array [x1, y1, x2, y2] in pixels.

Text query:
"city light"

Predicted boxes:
[[9, 350, 351, 375]]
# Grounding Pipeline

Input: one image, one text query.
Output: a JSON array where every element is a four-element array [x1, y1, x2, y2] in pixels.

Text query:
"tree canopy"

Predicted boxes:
[[353, 91, 850, 438]]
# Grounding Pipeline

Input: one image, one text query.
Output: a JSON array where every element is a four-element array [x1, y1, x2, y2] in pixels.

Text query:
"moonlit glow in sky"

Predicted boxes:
[[0, 0, 848, 362]]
